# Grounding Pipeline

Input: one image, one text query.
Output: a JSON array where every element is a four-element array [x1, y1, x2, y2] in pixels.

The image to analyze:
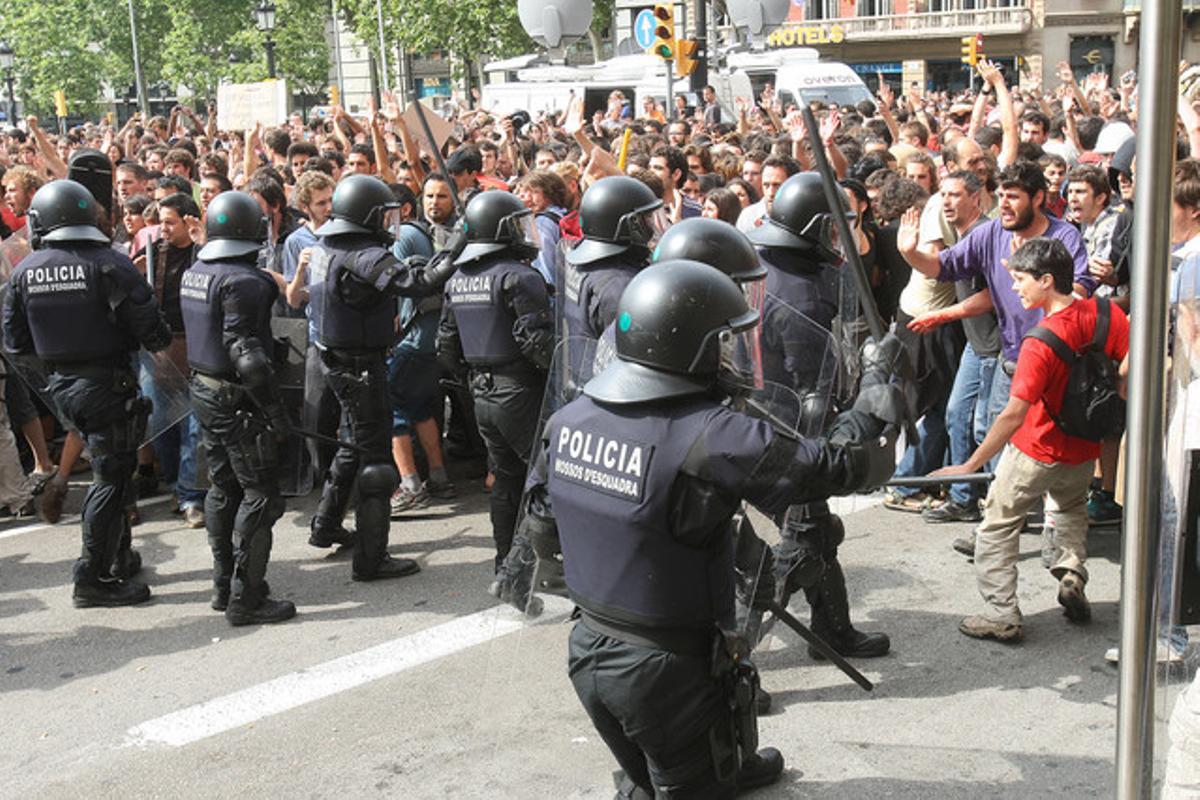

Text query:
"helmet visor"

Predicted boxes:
[[741, 277, 767, 318], [508, 210, 541, 250], [718, 326, 764, 394], [619, 202, 668, 249]]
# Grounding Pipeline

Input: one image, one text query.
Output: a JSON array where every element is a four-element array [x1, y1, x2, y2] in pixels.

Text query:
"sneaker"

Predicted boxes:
[[183, 506, 206, 529], [1087, 489, 1122, 526], [922, 499, 982, 524], [1057, 572, 1091, 623], [426, 479, 457, 500], [952, 533, 977, 557], [390, 484, 430, 515], [1105, 643, 1186, 664], [959, 615, 1022, 642], [40, 476, 68, 523]]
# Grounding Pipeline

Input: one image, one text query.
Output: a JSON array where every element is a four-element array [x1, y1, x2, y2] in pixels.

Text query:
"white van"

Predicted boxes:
[[727, 48, 873, 109]]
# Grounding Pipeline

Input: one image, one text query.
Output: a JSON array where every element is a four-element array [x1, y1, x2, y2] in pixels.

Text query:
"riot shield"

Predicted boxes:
[[757, 292, 842, 438], [271, 317, 314, 497]]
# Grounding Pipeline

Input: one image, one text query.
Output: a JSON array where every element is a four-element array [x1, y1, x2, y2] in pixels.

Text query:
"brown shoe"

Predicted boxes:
[[1058, 572, 1091, 623], [183, 506, 206, 529], [39, 476, 68, 523], [959, 615, 1023, 642]]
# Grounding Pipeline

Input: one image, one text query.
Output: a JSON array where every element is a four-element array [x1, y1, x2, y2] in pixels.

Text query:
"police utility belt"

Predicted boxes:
[[578, 610, 716, 658], [468, 360, 540, 388]]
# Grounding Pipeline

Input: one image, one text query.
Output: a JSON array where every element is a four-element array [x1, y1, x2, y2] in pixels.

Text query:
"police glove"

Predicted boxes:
[[853, 333, 908, 428], [264, 402, 292, 446], [826, 409, 897, 491]]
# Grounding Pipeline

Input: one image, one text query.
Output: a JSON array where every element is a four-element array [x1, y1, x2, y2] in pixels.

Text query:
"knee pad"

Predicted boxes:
[[358, 462, 399, 498], [822, 513, 845, 551]]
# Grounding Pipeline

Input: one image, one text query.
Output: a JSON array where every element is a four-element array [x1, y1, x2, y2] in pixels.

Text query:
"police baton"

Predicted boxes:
[[410, 94, 466, 219], [884, 472, 994, 488], [290, 424, 369, 455], [765, 599, 874, 692]]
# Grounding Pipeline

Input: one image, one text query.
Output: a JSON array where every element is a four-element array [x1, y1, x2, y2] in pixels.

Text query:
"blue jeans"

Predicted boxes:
[[983, 363, 1013, 474], [141, 366, 205, 510], [945, 344, 998, 504], [892, 395, 950, 497]]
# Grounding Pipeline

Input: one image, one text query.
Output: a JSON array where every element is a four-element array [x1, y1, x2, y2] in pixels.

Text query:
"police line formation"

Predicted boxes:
[[8, 152, 990, 797]]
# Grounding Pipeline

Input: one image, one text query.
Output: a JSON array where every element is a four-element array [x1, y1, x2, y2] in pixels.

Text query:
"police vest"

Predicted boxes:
[[313, 240, 396, 351], [17, 246, 132, 361], [444, 256, 525, 366], [562, 258, 640, 341], [546, 395, 736, 629], [180, 257, 277, 377], [761, 249, 839, 333]]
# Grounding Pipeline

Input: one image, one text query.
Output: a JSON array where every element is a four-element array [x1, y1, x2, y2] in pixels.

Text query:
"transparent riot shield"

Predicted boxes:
[[1155, 269, 1200, 789], [757, 292, 843, 438], [271, 317, 314, 497]]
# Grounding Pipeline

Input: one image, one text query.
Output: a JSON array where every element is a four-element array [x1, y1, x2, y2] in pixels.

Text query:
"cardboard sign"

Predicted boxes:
[[216, 80, 290, 131], [401, 99, 454, 159]]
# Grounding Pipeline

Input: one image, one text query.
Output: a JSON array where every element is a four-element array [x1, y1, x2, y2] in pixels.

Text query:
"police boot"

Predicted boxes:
[[225, 585, 295, 626], [737, 747, 784, 791], [73, 577, 152, 608], [213, 578, 269, 612], [108, 548, 142, 580], [308, 516, 355, 549], [806, 560, 889, 659], [352, 554, 420, 582]]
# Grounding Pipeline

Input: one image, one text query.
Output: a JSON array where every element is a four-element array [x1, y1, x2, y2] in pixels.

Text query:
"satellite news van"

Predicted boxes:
[[726, 48, 874, 109]]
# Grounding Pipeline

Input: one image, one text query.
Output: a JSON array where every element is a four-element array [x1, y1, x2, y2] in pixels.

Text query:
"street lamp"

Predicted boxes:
[[0, 41, 14, 125], [255, 2, 277, 79]]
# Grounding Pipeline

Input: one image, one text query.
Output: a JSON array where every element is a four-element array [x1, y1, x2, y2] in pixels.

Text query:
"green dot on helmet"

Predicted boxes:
[[619, 312, 632, 332], [217, 213, 228, 224], [77, 199, 88, 209]]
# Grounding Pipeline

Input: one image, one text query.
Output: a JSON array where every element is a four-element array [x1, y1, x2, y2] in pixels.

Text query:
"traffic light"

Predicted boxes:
[[651, 2, 675, 62], [676, 39, 698, 77], [961, 34, 984, 67], [53, 90, 67, 118]]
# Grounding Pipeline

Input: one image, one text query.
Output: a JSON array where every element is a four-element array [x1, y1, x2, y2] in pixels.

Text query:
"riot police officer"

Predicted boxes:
[[517, 259, 897, 798], [2, 179, 170, 607], [749, 171, 890, 658], [561, 175, 663, 340], [309, 174, 458, 580], [181, 191, 295, 625], [437, 190, 553, 569]]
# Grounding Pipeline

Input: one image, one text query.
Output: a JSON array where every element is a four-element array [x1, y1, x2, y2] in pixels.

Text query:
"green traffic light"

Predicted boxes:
[[655, 44, 673, 59]]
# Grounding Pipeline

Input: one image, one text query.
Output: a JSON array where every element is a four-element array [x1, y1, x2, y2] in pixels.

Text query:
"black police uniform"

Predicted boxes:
[[518, 260, 889, 797], [3, 185, 170, 606], [562, 253, 646, 340], [310, 231, 450, 579], [180, 194, 295, 623], [751, 173, 890, 658], [437, 194, 554, 568]]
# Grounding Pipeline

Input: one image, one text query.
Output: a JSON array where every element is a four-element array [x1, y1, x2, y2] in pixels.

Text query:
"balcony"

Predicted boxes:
[[768, 6, 1033, 47]]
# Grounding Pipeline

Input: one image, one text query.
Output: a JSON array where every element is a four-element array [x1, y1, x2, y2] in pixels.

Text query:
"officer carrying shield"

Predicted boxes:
[[562, 175, 664, 340], [180, 191, 296, 625], [308, 174, 460, 580], [437, 190, 553, 569], [2, 179, 171, 607], [517, 259, 898, 797]]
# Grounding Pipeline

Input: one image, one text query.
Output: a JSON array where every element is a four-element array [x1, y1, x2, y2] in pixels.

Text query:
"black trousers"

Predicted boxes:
[[313, 351, 394, 574], [470, 369, 544, 569], [48, 367, 139, 585], [568, 622, 738, 799], [190, 377, 284, 601]]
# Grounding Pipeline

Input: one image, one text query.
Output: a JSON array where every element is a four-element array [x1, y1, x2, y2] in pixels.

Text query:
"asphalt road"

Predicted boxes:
[[0, 475, 1191, 798]]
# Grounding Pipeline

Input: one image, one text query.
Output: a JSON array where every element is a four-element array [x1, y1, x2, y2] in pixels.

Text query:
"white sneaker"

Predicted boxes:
[[1104, 643, 1185, 664]]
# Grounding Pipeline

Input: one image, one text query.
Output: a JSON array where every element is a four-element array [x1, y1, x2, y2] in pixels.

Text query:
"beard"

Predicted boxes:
[[1002, 203, 1036, 231]]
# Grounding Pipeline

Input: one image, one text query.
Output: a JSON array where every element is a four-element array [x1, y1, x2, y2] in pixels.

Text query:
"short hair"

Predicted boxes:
[[1021, 110, 1050, 133], [389, 183, 417, 216], [245, 173, 286, 211], [423, 171, 452, 190], [998, 160, 1047, 200], [320, 149, 346, 168], [116, 161, 151, 182], [264, 128, 291, 158], [1077, 116, 1105, 151], [516, 170, 570, 209], [198, 153, 229, 178], [974, 126, 1002, 151], [1015, 141, 1045, 163], [875, 177, 928, 223], [667, 120, 691, 136], [287, 141, 319, 162], [856, 99, 877, 118], [697, 172, 724, 194], [1038, 153, 1068, 172], [899, 120, 928, 146], [303, 156, 335, 176], [349, 143, 375, 165], [158, 191, 200, 220], [942, 169, 983, 195], [164, 148, 195, 171], [121, 193, 152, 217], [1008, 236, 1074, 295], [651, 145, 688, 183], [2, 165, 44, 195], [156, 174, 192, 195], [761, 154, 801, 177], [1174, 159, 1200, 212], [1066, 164, 1111, 204], [631, 168, 664, 199], [864, 118, 893, 147], [200, 172, 233, 194]]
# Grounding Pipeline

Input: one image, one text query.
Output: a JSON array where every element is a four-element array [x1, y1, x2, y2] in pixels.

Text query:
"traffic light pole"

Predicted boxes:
[[666, 59, 674, 121], [691, 0, 707, 92]]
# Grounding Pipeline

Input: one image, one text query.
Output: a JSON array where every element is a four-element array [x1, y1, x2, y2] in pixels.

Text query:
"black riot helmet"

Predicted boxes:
[[27, 179, 109, 247], [197, 191, 268, 261], [566, 175, 664, 266], [584, 259, 761, 404], [748, 172, 847, 261], [653, 217, 767, 284], [67, 148, 115, 218], [315, 174, 400, 239], [455, 190, 538, 266]]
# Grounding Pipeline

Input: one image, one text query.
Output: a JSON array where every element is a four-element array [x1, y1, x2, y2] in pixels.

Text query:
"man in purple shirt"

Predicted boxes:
[[897, 161, 1095, 549]]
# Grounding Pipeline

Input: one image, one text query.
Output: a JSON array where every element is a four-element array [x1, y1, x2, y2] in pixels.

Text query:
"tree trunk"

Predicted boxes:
[[588, 29, 603, 63]]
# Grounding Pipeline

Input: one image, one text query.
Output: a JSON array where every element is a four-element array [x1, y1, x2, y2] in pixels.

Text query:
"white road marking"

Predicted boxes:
[[0, 495, 174, 541], [124, 596, 573, 748]]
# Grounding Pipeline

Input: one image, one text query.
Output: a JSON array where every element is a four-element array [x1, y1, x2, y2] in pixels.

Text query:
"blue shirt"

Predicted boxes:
[[393, 223, 438, 354], [532, 206, 567, 287]]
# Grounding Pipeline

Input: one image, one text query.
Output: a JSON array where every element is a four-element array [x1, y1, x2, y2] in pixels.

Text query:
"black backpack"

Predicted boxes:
[[1023, 296, 1125, 442]]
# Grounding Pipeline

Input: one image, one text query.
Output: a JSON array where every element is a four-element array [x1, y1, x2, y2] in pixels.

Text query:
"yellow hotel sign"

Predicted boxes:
[[767, 24, 847, 48]]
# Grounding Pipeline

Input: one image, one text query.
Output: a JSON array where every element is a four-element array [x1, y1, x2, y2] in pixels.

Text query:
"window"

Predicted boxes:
[[805, 0, 842, 19], [856, 0, 893, 14]]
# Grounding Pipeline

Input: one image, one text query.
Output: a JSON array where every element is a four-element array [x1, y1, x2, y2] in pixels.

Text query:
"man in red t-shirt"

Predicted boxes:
[[933, 237, 1129, 642]]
